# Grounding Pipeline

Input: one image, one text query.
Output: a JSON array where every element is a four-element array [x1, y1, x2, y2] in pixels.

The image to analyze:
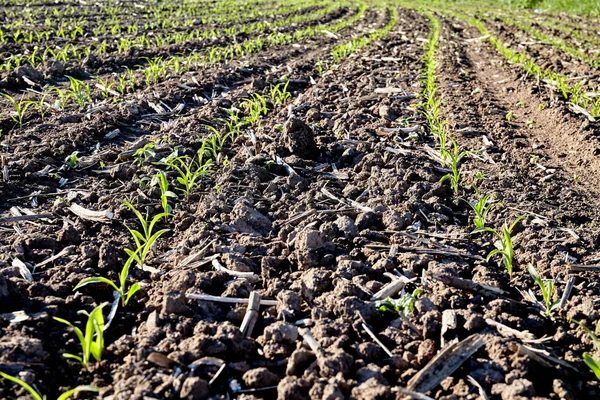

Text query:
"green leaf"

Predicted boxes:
[[57, 386, 100, 400], [125, 283, 142, 305], [0, 371, 43, 400], [583, 353, 600, 380], [119, 256, 135, 289], [62, 353, 84, 364], [74, 277, 119, 293]]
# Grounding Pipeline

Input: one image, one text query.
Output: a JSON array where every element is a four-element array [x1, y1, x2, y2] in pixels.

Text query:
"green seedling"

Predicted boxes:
[[440, 139, 470, 194], [122, 200, 169, 269], [53, 302, 108, 369], [505, 110, 515, 121], [161, 155, 212, 199], [134, 142, 156, 165], [269, 81, 291, 107], [74, 257, 141, 307], [151, 170, 176, 216], [465, 190, 501, 230], [476, 215, 525, 276], [66, 76, 91, 107], [0, 372, 99, 400], [2, 93, 34, 128], [527, 263, 559, 317], [573, 320, 600, 380], [64, 151, 79, 168], [376, 288, 423, 315]]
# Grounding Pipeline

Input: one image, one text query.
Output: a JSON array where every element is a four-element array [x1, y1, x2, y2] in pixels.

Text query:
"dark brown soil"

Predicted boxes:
[[1, 2, 600, 400]]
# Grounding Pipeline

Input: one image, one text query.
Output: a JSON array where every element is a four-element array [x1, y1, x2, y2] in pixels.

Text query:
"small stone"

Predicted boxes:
[[180, 377, 210, 399], [296, 229, 325, 251], [243, 367, 279, 388], [283, 118, 318, 160], [162, 290, 188, 315]]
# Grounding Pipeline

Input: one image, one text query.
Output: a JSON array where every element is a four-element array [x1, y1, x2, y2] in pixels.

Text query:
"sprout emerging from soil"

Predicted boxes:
[[376, 288, 423, 316], [440, 139, 471, 194], [573, 320, 600, 380], [0, 371, 99, 400], [74, 256, 142, 307], [122, 200, 170, 269], [527, 263, 559, 316], [465, 189, 501, 230], [476, 215, 524, 276], [53, 302, 109, 369]]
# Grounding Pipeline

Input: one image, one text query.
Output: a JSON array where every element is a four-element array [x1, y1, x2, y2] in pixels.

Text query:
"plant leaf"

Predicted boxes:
[[125, 283, 142, 305], [0, 371, 43, 400], [74, 277, 119, 293], [56, 386, 100, 400]]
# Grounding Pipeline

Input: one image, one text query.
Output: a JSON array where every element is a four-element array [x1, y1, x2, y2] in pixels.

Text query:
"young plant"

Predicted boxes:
[[74, 257, 142, 307], [476, 215, 525, 276], [2, 93, 34, 128], [53, 302, 108, 369], [134, 142, 156, 165], [66, 76, 91, 107], [269, 81, 291, 107], [122, 200, 169, 269], [527, 263, 559, 316], [573, 320, 600, 380], [0, 372, 99, 400], [465, 190, 501, 230], [161, 155, 212, 199], [151, 170, 176, 215], [440, 139, 470, 194], [64, 151, 79, 168], [376, 288, 423, 315]]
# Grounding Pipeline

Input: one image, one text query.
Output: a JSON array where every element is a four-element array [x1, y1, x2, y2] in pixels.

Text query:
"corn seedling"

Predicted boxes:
[[440, 139, 470, 194], [74, 257, 142, 307], [2, 93, 34, 128], [64, 151, 79, 168], [376, 288, 423, 316], [161, 155, 212, 199], [53, 302, 108, 369], [465, 189, 501, 230], [573, 320, 600, 380], [526, 263, 559, 316], [134, 142, 156, 164], [0, 372, 99, 400], [505, 110, 515, 121], [151, 170, 176, 215], [122, 200, 169, 269], [66, 76, 91, 107], [269, 81, 291, 107], [475, 215, 525, 276]]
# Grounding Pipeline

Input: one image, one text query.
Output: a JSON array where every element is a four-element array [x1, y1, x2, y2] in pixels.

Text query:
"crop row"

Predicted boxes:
[[412, 5, 600, 381], [0, 1, 367, 138], [0, 0, 321, 46]]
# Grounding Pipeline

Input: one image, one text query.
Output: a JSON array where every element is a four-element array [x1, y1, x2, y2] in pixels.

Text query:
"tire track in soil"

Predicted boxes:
[[0, 6, 393, 399], [435, 14, 600, 399]]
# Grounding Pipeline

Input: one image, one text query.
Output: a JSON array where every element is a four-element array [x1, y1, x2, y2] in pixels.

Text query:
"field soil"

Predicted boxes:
[[1, 1, 600, 400]]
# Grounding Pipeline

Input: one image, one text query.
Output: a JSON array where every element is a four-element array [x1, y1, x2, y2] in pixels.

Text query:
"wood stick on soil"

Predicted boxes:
[[212, 259, 260, 282], [240, 291, 261, 337], [0, 214, 54, 224], [1, 155, 7, 182], [361, 323, 394, 357], [558, 276, 576, 309], [511, 342, 578, 371], [395, 387, 435, 400], [186, 293, 278, 306], [428, 272, 506, 296], [69, 203, 113, 222], [298, 327, 321, 353], [371, 277, 408, 301], [407, 334, 484, 393], [467, 375, 489, 400]]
